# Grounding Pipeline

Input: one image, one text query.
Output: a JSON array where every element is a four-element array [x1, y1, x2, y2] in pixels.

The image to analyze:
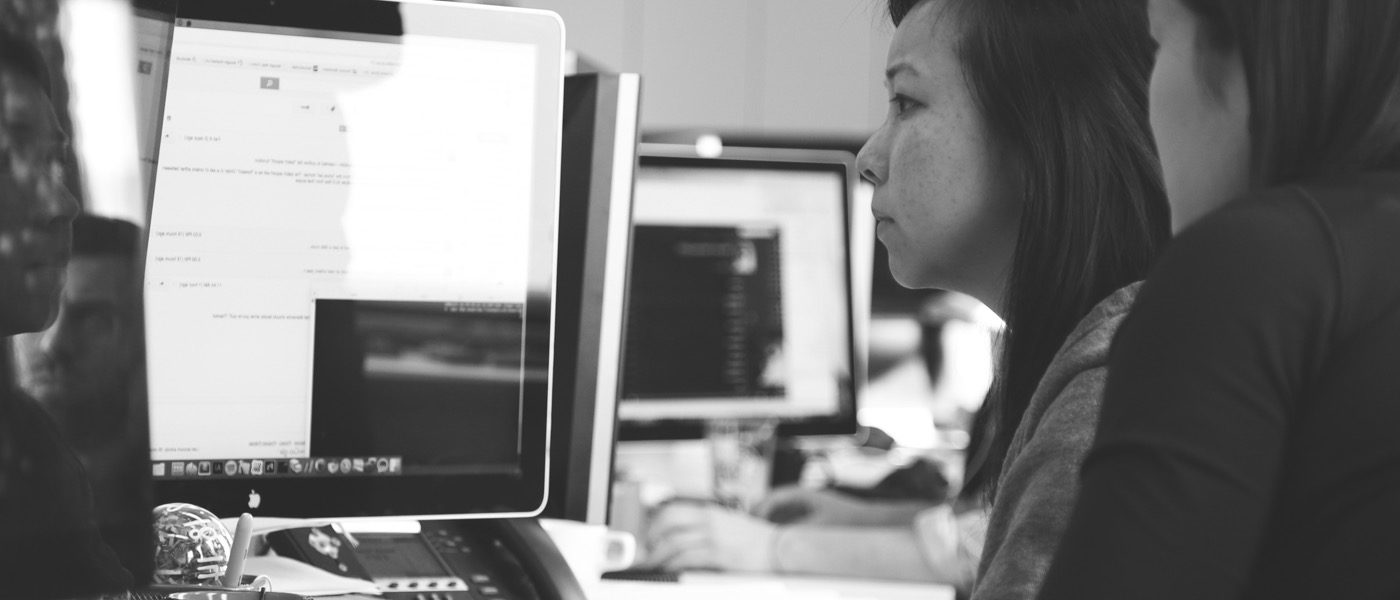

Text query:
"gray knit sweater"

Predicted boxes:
[[969, 282, 1141, 600]]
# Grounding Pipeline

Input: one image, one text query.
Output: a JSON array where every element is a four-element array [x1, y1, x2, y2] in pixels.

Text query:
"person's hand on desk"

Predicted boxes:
[[643, 502, 778, 573], [643, 499, 954, 584]]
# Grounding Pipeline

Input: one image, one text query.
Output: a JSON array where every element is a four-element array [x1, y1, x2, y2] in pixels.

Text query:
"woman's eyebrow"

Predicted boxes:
[[885, 61, 918, 83]]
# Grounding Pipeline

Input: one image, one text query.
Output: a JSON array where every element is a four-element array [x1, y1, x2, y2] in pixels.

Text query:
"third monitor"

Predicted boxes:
[[616, 144, 860, 441]]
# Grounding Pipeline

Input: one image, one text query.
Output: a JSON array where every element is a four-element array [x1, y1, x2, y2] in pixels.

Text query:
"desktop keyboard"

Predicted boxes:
[[128, 588, 313, 600]]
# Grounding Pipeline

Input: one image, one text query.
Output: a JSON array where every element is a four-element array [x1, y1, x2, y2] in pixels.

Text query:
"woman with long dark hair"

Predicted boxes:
[[1040, 1, 1400, 598], [645, 0, 1169, 595]]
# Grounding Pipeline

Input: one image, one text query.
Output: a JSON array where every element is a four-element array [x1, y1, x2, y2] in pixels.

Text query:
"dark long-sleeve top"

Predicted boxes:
[[1039, 171, 1400, 600], [1, 387, 132, 598]]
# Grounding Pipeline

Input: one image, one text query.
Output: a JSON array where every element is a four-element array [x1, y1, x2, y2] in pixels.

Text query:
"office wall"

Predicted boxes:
[[511, 0, 894, 137]]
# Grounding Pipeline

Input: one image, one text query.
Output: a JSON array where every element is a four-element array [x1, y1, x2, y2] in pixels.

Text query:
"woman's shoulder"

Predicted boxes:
[[1286, 171, 1400, 270], [1011, 283, 1142, 450], [1174, 170, 1400, 264], [1177, 185, 1330, 254], [1043, 282, 1142, 384], [1291, 170, 1400, 212], [1143, 183, 1338, 322], [1153, 171, 1400, 328]]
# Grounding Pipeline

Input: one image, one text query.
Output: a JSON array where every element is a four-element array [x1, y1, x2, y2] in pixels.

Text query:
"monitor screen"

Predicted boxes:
[[617, 146, 858, 440], [143, 0, 563, 518]]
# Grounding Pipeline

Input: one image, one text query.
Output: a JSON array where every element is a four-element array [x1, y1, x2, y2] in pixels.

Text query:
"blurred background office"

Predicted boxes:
[[516, 0, 893, 138]]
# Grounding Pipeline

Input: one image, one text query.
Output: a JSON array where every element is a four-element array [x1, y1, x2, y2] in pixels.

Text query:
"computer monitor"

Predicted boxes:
[[142, 0, 565, 519], [647, 133, 915, 315], [542, 72, 641, 525], [616, 144, 860, 440]]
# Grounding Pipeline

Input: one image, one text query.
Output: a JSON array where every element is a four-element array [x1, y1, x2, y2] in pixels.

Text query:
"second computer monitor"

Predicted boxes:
[[542, 72, 641, 524], [617, 145, 859, 440]]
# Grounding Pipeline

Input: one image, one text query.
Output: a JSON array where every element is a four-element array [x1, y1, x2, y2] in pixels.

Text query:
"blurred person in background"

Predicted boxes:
[[13, 213, 147, 566], [0, 25, 132, 595]]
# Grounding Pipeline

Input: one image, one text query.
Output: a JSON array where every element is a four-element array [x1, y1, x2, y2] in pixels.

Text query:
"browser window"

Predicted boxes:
[[146, 21, 540, 465]]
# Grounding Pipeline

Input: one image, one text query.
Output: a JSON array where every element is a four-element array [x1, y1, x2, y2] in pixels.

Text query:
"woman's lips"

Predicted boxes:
[[25, 264, 62, 290], [24, 250, 69, 289]]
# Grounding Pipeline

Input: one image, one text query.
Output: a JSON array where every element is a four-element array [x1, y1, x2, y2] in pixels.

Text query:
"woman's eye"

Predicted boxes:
[[889, 94, 916, 116]]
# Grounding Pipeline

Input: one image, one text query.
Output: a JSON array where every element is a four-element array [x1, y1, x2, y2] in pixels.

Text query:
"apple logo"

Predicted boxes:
[[248, 489, 262, 509]]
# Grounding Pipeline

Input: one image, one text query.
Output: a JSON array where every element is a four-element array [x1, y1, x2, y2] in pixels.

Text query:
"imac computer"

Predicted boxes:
[[616, 144, 861, 441], [142, 0, 565, 520], [542, 73, 641, 525]]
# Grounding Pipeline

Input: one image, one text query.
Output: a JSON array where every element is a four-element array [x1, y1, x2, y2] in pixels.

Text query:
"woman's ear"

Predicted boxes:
[[1193, 29, 1249, 120]]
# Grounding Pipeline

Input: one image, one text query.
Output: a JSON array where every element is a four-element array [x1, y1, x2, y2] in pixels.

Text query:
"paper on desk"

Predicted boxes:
[[243, 555, 381, 597], [666, 573, 954, 600], [758, 574, 956, 600], [595, 578, 840, 600]]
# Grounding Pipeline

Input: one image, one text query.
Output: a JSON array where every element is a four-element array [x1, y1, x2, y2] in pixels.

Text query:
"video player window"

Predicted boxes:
[[309, 299, 532, 476]]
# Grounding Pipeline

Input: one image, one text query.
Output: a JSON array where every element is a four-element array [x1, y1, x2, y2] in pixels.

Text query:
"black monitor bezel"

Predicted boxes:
[[542, 73, 640, 523], [150, 0, 560, 519], [616, 146, 860, 441]]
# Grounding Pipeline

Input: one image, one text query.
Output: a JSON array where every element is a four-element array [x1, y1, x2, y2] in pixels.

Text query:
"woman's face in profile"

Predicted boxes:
[[1147, 0, 1250, 232], [856, 0, 1018, 307], [0, 69, 77, 335]]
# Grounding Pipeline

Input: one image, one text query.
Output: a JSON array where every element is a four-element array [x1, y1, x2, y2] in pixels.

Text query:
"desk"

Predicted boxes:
[[595, 573, 955, 600]]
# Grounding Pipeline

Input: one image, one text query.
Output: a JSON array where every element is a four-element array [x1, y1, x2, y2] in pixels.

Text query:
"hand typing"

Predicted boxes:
[[643, 502, 778, 573]]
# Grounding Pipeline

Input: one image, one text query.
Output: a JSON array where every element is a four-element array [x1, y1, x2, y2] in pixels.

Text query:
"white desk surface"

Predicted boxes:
[[595, 573, 955, 600]]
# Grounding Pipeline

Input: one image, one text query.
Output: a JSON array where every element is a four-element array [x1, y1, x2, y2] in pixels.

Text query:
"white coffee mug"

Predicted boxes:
[[538, 518, 637, 587]]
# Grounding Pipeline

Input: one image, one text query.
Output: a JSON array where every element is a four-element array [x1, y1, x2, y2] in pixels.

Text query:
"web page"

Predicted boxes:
[[146, 23, 538, 462]]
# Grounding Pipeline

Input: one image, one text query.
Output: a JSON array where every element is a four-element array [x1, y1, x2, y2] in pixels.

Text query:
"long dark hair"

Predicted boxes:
[[887, 0, 1171, 501], [1180, 0, 1400, 184], [0, 28, 52, 101]]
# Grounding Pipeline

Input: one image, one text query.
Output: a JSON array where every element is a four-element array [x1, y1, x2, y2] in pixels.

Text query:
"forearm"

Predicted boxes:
[[771, 525, 961, 584], [838, 500, 937, 526]]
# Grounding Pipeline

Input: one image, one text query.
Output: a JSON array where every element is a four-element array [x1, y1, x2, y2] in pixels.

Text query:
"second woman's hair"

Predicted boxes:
[[1180, 0, 1400, 185], [887, 0, 1171, 500]]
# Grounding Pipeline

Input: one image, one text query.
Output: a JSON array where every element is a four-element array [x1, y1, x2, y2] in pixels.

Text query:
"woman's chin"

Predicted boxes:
[[887, 260, 937, 290]]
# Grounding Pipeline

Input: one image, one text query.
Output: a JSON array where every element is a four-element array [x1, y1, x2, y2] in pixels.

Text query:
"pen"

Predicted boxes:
[[223, 512, 254, 588]]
